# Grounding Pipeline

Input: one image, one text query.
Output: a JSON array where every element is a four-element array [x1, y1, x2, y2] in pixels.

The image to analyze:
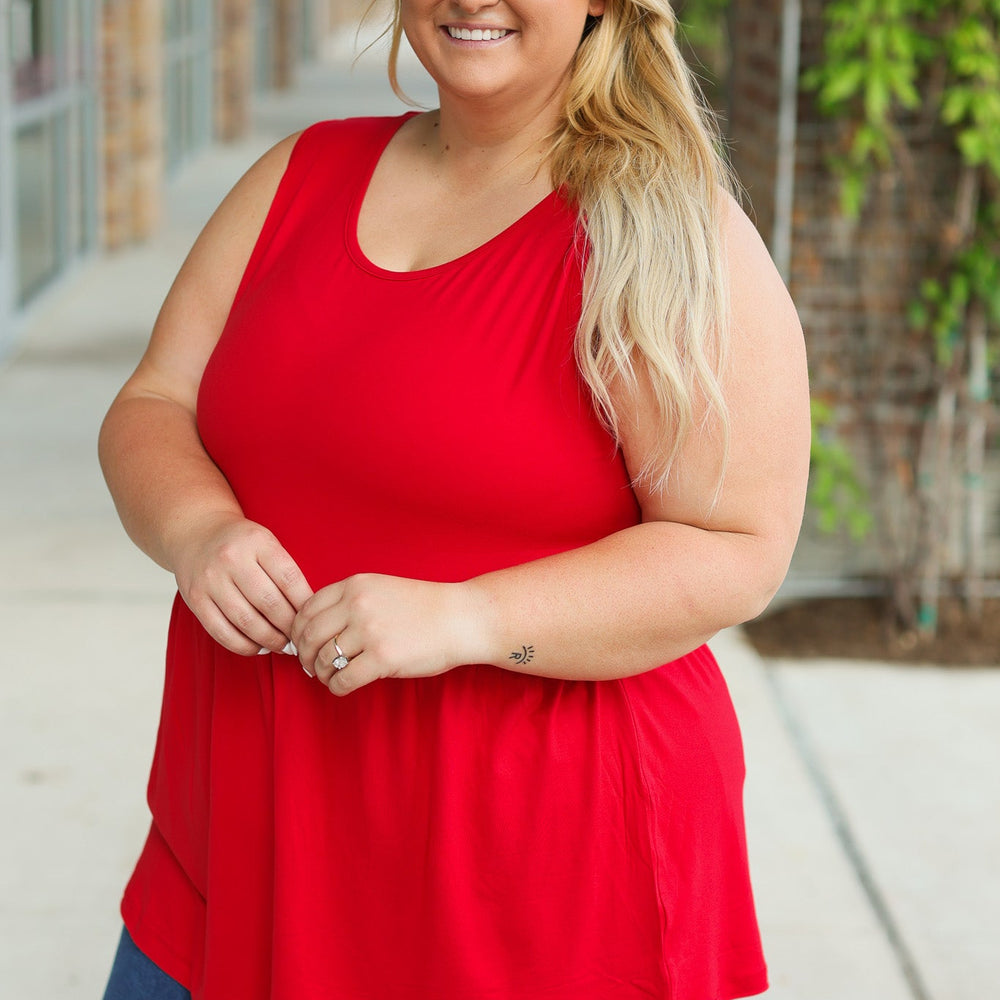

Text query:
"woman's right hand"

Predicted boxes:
[[172, 512, 314, 655], [97, 130, 314, 654]]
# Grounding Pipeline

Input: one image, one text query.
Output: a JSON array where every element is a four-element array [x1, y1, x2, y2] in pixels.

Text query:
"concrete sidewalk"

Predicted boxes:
[[2, 32, 998, 1000]]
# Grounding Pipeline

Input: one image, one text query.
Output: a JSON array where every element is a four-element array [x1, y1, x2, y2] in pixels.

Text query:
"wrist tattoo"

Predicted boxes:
[[508, 644, 535, 665]]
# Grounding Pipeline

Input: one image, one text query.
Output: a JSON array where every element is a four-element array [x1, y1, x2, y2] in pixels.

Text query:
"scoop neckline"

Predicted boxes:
[[345, 113, 561, 281]]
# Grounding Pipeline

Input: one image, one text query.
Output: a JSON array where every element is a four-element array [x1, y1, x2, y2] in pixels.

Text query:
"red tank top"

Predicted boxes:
[[120, 115, 768, 1000]]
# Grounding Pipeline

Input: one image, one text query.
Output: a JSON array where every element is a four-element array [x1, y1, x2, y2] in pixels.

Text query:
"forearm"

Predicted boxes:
[[463, 520, 784, 681], [98, 393, 242, 573]]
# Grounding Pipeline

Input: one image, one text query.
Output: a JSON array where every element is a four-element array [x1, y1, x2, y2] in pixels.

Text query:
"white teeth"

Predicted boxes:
[[447, 26, 508, 40]]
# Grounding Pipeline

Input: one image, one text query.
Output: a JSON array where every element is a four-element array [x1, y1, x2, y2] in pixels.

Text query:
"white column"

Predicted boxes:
[[0, 0, 16, 354], [771, 0, 801, 285]]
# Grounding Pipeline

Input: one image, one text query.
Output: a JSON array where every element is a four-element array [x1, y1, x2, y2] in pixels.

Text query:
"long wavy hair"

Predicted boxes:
[[379, 0, 735, 497]]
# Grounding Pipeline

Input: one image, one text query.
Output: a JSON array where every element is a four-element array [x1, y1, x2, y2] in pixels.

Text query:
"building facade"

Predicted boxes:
[[727, 0, 1000, 588], [1, 0, 99, 353], [0, 0, 343, 357]]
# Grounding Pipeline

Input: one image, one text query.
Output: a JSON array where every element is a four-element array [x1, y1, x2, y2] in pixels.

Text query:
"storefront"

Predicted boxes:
[[164, 0, 213, 173], [1, 0, 98, 352], [255, 0, 325, 91], [0, 0, 339, 355], [0, 3, 13, 351]]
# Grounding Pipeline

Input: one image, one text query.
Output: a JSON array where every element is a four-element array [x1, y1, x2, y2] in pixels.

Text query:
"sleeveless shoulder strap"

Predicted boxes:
[[231, 115, 413, 308]]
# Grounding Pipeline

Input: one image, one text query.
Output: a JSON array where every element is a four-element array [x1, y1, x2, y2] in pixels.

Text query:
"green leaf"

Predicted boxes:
[[951, 272, 971, 306], [957, 129, 987, 165], [908, 300, 929, 328], [942, 87, 973, 125], [921, 277, 944, 302], [820, 60, 867, 105], [839, 171, 868, 218], [864, 68, 892, 122]]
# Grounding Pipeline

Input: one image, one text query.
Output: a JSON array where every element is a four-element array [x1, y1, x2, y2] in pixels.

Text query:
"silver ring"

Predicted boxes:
[[332, 636, 349, 671]]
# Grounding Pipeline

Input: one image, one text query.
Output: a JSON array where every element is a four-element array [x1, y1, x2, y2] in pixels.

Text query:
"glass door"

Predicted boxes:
[[254, 0, 276, 90], [0, 1, 14, 353], [164, 0, 213, 173], [7, 0, 97, 310]]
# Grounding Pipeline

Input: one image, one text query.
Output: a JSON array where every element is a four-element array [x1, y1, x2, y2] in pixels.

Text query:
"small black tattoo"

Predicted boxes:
[[509, 645, 535, 664]]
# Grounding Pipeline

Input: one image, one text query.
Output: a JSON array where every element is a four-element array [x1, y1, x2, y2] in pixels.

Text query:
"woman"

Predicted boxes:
[[99, 0, 809, 995]]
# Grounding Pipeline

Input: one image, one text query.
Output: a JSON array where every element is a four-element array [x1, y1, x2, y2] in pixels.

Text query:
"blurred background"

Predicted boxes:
[[2, 0, 998, 647], [0, 1, 997, 999], [0, 0, 367, 335]]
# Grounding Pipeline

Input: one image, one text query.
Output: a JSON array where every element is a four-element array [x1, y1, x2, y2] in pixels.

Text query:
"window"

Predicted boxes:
[[6, 0, 97, 305], [164, 0, 212, 171], [10, 0, 57, 101], [14, 117, 59, 298]]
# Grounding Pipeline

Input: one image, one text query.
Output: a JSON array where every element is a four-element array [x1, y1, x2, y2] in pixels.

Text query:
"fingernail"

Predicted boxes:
[[260, 640, 298, 657]]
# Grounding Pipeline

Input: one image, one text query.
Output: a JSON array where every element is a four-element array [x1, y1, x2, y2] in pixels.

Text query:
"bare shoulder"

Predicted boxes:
[[719, 189, 802, 344], [717, 188, 807, 408], [121, 130, 305, 409], [184, 129, 306, 282], [621, 187, 810, 548]]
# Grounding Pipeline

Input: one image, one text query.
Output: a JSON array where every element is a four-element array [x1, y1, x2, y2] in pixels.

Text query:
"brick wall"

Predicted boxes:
[[728, 0, 1000, 585], [726, 0, 782, 247], [789, 2, 959, 422], [102, 0, 259, 241], [128, 0, 165, 240], [98, 1, 359, 245], [100, 0, 164, 249], [215, 0, 254, 140], [99, 0, 132, 249], [272, 0, 301, 89]]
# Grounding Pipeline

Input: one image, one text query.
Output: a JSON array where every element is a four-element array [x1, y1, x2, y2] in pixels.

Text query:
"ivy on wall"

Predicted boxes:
[[804, 0, 1000, 633], [677, 3, 878, 560], [677, 0, 999, 634]]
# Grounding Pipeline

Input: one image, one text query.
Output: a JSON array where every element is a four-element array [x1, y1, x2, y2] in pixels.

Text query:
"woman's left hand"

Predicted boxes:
[[290, 574, 483, 695]]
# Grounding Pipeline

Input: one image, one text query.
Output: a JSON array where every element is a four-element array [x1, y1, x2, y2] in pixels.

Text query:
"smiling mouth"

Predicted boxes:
[[445, 26, 511, 40]]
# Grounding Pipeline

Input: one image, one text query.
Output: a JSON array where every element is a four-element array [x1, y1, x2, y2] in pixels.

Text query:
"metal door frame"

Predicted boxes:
[[0, 0, 98, 351], [0, 0, 15, 356], [165, 0, 214, 173]]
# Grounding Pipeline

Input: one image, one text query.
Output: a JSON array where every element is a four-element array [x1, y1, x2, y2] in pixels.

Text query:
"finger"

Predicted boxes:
[[234, 568, 299, 645], [294, 614, 344, 678], [215, 584, 289, 653], [326, 649, 377, 698], [291, 584, 348, 668], [314, 626, 359, 685], [295, 579, 346, 622], [258, 547, 314, 611], [193, 597, 267, 656]]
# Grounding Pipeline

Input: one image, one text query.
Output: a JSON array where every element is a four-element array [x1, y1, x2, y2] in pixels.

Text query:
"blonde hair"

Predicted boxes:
[[378, 0, 735, 496]]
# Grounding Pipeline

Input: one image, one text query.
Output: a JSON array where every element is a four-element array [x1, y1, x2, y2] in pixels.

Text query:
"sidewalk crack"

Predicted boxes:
[[762, 662, 934, 1000]]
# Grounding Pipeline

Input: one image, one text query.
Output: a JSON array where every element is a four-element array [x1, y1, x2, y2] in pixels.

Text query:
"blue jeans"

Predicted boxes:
[[102, 927, 191, 1000]]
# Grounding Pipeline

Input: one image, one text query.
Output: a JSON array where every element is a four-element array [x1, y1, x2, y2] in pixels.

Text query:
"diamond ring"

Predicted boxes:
[[332, 635, 349, 671]]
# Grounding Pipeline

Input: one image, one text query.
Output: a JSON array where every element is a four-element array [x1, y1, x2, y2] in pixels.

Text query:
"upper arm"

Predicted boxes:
[[617, 191, 811, 564], [114, 130, 304, 412]]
